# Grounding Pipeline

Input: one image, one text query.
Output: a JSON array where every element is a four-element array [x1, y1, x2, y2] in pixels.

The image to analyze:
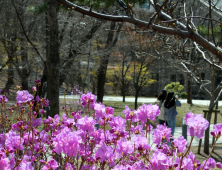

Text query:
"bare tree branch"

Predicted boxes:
[[11, 0, 44, 62], [57, 0, 222, 61]]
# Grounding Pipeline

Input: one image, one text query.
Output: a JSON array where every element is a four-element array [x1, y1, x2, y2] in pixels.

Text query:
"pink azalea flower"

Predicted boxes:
[[94, 103, 105, 119], [71, 111, 81, 119], [53, 127, 81, 157], [216, 162, 222, 168], [201, 158, 216, 170], [36, 95, 40, 103], [132, 135, 151, 153], [35, 79, 41, 85], [184, 111, 195, 122], [130, 125, 145, 136], [40, 109, 45, 114], [187, 151, 201, 169], [77, 116, 96, 132], [109, 116, 126, 129], [41, 98, 49, 107], [123, 106, 138, 122], [28, 118, 42, 127], [42, 159, 58, 170], [39, 130, 50, 143], [0, 158, 10, 169], [112, 165, 134, 170], [175, 156, 193, 170], [155, 143, 171, 156], [150, 151, 168, 170], [152, 124, 171, 145], [5, 130, 24, 151], [19, 162, 34, 170], [94, 103, 114, 119], [61, 113, 75, 128], [136, 103, 160, 122], [80, 92, 96, 109], [210, 123, 222, 138], [0, 134, 5, 148], [186, 114, 209, 139], [116, 139, 133, 157], [171, 136, 188, 154], [95, 144, 114, 162], [105, 106, 114, 115], [0, 95, 8, 103], [32, 86, 36, 91], [16, 90, 33, 104]]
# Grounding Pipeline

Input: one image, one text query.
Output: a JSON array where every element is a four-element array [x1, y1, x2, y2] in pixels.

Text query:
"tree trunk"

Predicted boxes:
[[97, 56, 109, 102], [122, 57, 125, 102], [20, 43, 29, 91], [204, 110, 212, 155], [97, 22, 116, 102], [39, 62, 48, 98], [92, 81, 96, 95], [97, 22, 122, 103], [42, 0, 49, 99], [134, 89, 139, 110], [204, 100, 214, 154], [2, 55, 14, 95], [46, 0, 60, 118], [187, 78, 192, 104], [122, 78, 125, 102]]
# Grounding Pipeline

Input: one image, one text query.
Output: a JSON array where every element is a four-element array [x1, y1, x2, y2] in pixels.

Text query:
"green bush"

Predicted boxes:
[[180, 92, 187, 99]]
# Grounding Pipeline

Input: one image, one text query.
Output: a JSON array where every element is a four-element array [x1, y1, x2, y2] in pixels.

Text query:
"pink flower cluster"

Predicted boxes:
[[0, 90, 221, 170], [185, 112, 209, 138], [211, 123, 222, 138], [136, 103, 160, 122], [80, 92, 96, 109], [16, 90, 34, 104]]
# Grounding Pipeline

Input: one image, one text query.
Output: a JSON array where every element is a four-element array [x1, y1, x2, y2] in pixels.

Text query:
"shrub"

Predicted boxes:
[[181, 92, 188, 99], [0, 81, 221, 169]]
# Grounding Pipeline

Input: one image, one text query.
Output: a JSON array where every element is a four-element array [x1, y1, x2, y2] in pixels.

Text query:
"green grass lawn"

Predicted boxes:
[[61, 98, 222, 127]]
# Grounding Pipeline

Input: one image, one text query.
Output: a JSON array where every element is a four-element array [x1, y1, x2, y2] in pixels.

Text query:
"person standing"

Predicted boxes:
[[154, 89, 167, 125], [164, 92, 181, 136]]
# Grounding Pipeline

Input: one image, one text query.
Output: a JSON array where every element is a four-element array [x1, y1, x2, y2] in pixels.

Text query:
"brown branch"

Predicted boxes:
[[143, 0, 169, 31], [57, 0, 222, 61], [159, 16, 222, 24], [11, 0, 44, 62]]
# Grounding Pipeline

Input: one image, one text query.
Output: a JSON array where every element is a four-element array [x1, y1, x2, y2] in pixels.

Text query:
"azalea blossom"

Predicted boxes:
[[123, 106, 138, 122], [185, 113, 209, 139], [80, 92, 96, 109], [132, 135, 151, 153], [210, 123, 222, 138], [136, 103, 160, 122], [171, 136, 188, 155], [77, 116, 96, 132], [16, 90, 34, 104], [152, 124, 171, 145], [41, 159, 58, 170], [53, 127, 81, 157], [0, 95, 8, 103]]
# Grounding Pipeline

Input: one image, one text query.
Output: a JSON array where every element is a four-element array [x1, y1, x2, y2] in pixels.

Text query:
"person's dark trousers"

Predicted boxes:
[[159, 119, 168, 126]]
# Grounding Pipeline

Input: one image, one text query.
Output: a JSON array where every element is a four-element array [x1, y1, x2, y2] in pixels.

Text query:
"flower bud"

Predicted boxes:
[[17, 121, 23, 127], [40, 109, 45, 114], [71, 111, 76, 116], [216, 162, 222, 168], [33, 111, 37, 117], [32, 86, 37, 91], [109, 129, 116, 133], [45, 127, 49, 132]]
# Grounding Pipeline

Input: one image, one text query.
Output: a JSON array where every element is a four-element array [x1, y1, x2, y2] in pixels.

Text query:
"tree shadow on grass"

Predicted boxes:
[[195, 145, 222, 163]]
